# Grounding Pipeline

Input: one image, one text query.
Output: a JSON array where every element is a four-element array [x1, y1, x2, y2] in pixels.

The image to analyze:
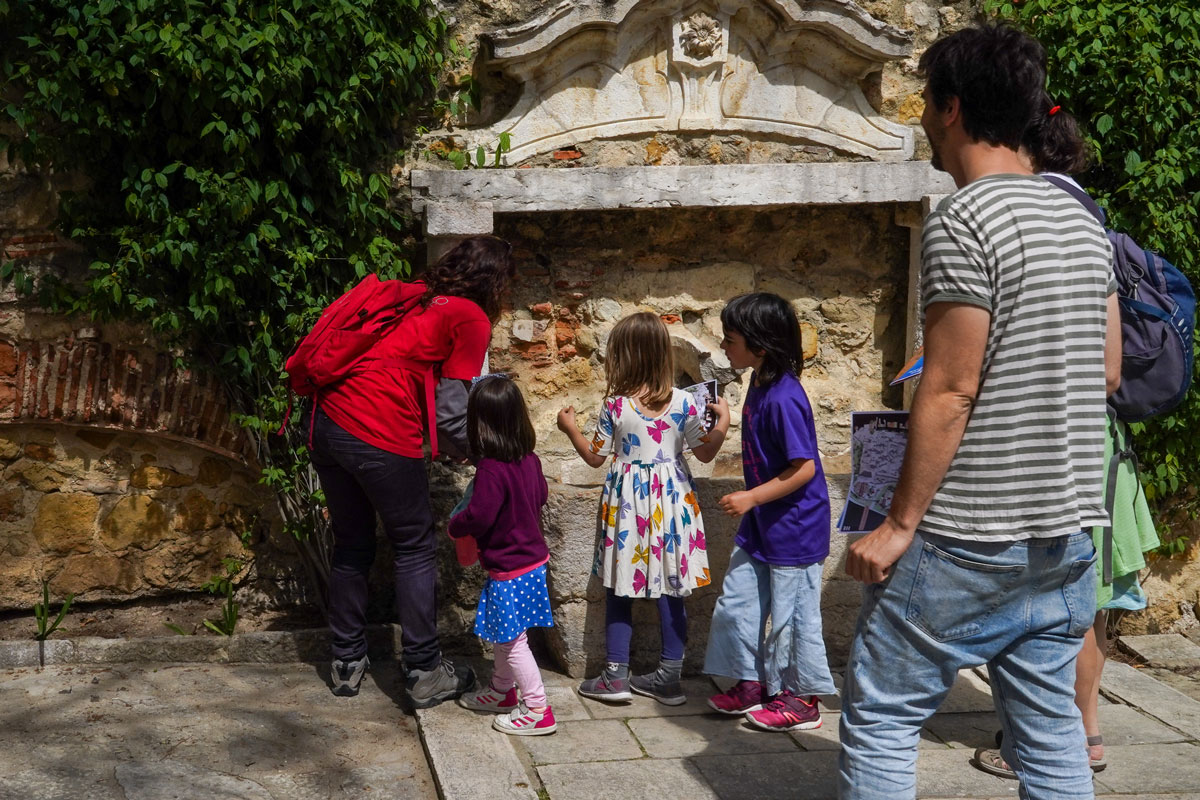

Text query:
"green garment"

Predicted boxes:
[[1090, 416, 1159, 608]]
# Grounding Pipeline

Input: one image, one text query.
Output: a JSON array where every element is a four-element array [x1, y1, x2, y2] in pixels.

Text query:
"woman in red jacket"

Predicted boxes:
[[310, 235, 514, 707]]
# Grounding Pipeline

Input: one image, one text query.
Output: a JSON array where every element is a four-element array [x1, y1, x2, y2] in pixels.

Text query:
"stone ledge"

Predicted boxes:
[[412, 162, 957, 215], [0, 625, 401, 669]]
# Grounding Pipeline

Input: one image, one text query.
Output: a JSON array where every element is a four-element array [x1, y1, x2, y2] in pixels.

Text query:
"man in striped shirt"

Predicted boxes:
[[838, 24, 1121, 800]]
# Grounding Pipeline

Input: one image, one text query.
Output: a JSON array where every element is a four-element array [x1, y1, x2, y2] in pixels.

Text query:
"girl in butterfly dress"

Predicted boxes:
[[557, 312, 730, 704], [450, 376, 556, 736]]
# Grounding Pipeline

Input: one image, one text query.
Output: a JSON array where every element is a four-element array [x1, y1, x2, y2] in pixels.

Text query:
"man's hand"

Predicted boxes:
[[719, 490, 757, 516], [846, 518, 916, 584]]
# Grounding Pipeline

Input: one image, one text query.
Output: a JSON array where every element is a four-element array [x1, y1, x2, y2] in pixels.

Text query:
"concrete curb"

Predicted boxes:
[[0, 625, 402, 669]]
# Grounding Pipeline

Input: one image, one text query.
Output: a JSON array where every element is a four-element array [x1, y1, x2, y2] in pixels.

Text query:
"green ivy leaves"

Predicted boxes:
[[0, 0, 452, 596]]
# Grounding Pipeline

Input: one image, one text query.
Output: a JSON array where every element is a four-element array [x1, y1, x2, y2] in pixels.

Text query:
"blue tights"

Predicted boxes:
[[605, 589, 687, 663]]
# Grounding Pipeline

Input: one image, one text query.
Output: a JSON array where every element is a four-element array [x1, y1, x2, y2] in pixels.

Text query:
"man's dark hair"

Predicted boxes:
[[720, 292, 804, 387], [918, 23, 1048, 150], [467, 375, 536, 462]]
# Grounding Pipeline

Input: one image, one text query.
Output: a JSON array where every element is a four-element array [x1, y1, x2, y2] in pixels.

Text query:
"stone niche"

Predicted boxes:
[[415, 0, 958, 676]]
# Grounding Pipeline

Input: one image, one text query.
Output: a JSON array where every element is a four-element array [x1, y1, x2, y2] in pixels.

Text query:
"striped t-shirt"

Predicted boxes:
[[919, 174, 1114, 540]]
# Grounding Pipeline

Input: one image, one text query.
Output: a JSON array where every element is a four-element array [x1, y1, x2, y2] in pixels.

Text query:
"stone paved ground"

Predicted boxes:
[[0, 661, 435, 800], [5, 633, 1200, 800], [419, 648, 1200, 800]]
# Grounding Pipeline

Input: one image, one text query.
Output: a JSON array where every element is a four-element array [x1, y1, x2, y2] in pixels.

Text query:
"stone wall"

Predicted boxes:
[[0, 422, 271, 607]]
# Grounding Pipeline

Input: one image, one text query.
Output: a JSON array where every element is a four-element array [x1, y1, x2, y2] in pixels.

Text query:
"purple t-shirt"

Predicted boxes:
[[735, 373, 830, 566]]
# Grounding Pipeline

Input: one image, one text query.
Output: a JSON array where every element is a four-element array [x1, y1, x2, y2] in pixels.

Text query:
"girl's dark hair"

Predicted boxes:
[[467, 376, 536, 462], [422, 235, 515, 320], [1023, 93, 1091, 174], [720, 293, 804, 386], [918, 23, 1047, 151]]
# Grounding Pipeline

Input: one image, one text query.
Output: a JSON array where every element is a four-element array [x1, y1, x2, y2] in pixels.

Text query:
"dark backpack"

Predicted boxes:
[[1044, 175, 1196, 422]]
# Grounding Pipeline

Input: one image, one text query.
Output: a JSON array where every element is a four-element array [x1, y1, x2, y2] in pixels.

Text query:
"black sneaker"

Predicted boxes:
[[405, 658, 475, 709], [331, 656, 369, 697]]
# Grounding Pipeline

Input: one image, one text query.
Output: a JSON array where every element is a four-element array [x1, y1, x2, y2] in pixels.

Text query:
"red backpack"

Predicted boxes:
[[283, 275, 440, 453]]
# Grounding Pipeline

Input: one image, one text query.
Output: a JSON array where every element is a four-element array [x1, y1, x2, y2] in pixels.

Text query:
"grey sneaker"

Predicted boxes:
[[331, 656, 369, 697], [578, 662, 632, 702], [630, 667, 686, 706], [405, 658, 475, 709]]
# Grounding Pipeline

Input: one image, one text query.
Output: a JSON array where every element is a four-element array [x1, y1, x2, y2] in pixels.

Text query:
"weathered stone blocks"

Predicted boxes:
[[101, 496, 169, 551], [0, 423, 283, 611], [34, 492, 100, 554]]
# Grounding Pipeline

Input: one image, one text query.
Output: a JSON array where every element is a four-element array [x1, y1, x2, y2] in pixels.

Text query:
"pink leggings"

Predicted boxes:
[[492, 631, 547, 708]]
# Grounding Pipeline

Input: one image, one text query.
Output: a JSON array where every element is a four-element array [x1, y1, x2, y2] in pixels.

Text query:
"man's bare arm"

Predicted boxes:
[[845, 301, 990, 584], [1105, 292, 1122, 396]]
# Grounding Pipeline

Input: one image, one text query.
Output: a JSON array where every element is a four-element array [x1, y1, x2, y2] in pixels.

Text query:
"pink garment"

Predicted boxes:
[[491, 631, 547, 709], [488, 554, 549, 582]]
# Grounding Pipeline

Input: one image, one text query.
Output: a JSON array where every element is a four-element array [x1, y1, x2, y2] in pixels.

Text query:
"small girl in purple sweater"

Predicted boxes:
[[449, 375, 556, 736]]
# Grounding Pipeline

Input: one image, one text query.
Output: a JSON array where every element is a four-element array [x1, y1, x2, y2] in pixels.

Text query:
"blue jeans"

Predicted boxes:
[[703, 547, 836, 697], [838, 531, 1097, 800]]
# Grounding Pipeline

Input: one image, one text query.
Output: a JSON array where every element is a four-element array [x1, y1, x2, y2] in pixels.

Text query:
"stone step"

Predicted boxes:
[[414, 701, 538, 800], [1118, 633, 1200, 669], [1101, 661, 1200, 740]]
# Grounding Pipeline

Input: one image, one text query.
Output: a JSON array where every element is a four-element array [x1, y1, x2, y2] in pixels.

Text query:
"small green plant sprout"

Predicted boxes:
[[163, 622, 194, 636], [201, 557, 244, 636], [33, 580, 75, 667]]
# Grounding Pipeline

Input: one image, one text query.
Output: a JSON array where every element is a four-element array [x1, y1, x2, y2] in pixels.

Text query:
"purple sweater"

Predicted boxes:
[[447, 454, 549, 575]]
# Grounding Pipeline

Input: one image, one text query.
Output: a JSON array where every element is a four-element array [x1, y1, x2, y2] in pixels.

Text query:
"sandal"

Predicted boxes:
[[976, 731, 1107, 777], [970, 747, 1017, 780]]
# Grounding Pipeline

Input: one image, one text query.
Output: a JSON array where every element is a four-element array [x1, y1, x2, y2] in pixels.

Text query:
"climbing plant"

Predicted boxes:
[[987, 1, 1200, 535], [0, 0, 454, 605]]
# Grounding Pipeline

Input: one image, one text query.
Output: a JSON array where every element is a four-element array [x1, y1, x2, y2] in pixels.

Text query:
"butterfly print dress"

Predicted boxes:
[[588, 389, 712, 598]]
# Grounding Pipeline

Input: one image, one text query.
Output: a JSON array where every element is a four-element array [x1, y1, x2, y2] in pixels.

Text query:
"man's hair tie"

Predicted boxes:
[[1049, 105, 1061, 116]]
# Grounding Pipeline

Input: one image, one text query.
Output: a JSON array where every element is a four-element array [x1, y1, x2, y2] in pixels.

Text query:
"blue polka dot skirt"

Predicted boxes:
[[474, 564, 555, 644]]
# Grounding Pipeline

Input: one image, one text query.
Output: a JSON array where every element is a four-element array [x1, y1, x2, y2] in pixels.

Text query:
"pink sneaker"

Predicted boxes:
[[708, 680, 767, 715], [745, 692, 822, 732], [457, 682, 518, 713], [492, 703, 557, 736]]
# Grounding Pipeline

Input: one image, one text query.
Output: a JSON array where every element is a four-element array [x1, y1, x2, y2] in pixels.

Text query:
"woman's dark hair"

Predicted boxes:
[[1023, 93, 1091, 174], [422, 235, 515, 320], [919, 23, 1047, 151], [467, 375, 536, 462], [720, 293, 804, 386]]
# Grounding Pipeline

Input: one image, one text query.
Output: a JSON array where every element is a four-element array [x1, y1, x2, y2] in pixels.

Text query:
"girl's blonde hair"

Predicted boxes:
[[604, 312, 674, 406]]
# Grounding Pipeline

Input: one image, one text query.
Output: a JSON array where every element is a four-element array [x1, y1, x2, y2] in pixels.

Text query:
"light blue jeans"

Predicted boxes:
[[704, 546, 836, 697], [838, 530, 1098, 800]]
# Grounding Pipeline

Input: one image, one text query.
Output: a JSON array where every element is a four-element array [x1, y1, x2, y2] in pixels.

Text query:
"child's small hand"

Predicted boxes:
[[719, 490, 757, 516], [557, 406, 578, 433], [708, 397, 730, 429]]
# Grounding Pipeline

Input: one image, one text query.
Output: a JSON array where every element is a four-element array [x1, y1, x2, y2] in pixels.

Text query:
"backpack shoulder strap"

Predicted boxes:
[[1042, 174, 1106, 226]]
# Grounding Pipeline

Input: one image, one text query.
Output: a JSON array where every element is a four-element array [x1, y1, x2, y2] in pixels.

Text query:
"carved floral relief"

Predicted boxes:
[[473, 0, 914, 162]]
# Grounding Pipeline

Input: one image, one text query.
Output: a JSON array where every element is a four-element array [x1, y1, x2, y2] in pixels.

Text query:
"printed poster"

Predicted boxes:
[[838, 411, 910, 533]]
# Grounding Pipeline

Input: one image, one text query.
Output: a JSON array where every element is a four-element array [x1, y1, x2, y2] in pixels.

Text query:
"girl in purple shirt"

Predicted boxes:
[[704, 293, 836, 732], [449, 376, 556, 736]]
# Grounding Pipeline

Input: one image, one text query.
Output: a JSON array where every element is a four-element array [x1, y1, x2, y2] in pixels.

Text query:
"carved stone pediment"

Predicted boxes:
[[475, 0, 914, 162]]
